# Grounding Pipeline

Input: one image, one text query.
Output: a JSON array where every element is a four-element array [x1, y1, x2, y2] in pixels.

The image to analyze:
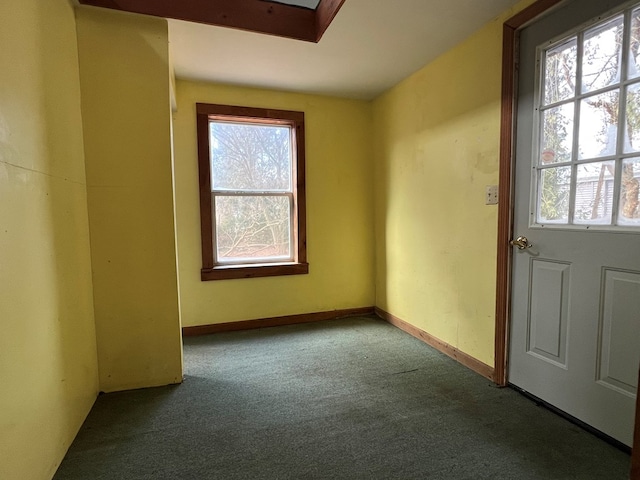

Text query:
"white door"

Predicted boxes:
[[510, 0, 640, 447]]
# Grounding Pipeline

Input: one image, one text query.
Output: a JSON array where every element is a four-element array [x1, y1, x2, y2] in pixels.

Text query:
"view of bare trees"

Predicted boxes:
[[538, 7, 640, 225], [210, 121, 293, 261]]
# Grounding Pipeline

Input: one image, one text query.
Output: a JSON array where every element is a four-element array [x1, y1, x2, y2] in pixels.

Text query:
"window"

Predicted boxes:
[[533, 4, 640, 229], [196, 103, 308, 280]]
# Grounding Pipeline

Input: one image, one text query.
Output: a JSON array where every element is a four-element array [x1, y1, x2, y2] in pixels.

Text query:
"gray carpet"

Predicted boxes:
[[54, 316, 631, 479]]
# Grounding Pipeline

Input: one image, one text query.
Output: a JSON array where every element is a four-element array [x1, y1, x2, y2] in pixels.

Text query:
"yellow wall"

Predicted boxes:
[[76, 8, 183, 392], [0, 1, 99, 478], [372, 1, 534, 366], [173, 81, 375, 326]]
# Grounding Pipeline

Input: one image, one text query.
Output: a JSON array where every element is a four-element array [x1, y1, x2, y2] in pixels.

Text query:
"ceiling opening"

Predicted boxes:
[[78, 0, 345, 42], [267, 0, 322, 9]]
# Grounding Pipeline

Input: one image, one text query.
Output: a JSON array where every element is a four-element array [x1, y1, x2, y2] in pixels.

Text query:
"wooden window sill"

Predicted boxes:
[[201, 262, 309, 281]]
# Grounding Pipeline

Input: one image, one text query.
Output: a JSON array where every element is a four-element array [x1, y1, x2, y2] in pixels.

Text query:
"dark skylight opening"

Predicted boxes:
[[266, 0, 322, 9]]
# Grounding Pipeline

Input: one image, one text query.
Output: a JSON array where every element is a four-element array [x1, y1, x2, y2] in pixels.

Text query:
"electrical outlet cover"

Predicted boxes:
[[485, 185, 499, 205]]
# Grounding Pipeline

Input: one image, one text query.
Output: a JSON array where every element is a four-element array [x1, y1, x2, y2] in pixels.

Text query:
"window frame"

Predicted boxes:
[[196, 103, 308, 281]]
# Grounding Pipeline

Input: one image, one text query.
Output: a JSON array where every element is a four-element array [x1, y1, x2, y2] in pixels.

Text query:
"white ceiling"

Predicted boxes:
[[169, 0, 522, 100]]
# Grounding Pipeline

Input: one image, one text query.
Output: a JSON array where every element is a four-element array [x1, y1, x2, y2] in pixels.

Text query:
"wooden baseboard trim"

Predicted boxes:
[[375, 307, 495, 382], [182, 307, 375, 336]]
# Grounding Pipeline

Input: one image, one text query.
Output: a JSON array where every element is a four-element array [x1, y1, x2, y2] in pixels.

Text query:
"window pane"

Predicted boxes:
[[625, 82, 640, 153], [541, 104, 574, 164], [538, 166, 571, 223], [579, 90, 619, 159], [582, 16, 623, 93], [210, 122, 292, 191], [215, 196, 291, 262], [619, 158, 640, 224], [629, 8, 640, 80], [574, 161, 615, 224], [544, 39, 577, 105]]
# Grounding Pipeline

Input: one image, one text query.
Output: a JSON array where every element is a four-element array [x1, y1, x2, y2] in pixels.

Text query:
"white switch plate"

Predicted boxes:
[[485, 185, 499, 205]]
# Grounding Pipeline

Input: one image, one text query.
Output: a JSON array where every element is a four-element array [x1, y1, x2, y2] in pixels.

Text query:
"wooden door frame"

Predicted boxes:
[[494, 0, 640, 471]]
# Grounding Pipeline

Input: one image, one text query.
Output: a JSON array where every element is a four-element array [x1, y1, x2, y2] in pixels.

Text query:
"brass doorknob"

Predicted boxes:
[[510, 235, 532, 250]]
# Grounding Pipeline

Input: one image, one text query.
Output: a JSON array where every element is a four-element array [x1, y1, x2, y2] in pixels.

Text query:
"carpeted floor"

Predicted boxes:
[[54, 316, 631, 479]]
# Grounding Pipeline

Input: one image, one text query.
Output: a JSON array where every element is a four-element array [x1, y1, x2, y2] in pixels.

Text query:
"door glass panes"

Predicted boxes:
[[625, 83, 640, 152], [619, 158, 640, 224], [542, 104, 574, 163], [629, 8, 640, 79], [538, 166, 571, 223], [574, 162, 615, 224], [215, 196, 291, 262], [544, 39, 577, 104], [534, 4, 640, 229], [578, 90, 619, 159], [582, 16, 623, 93]]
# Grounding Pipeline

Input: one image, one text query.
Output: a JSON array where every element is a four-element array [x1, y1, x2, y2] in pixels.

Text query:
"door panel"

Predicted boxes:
[[599, 269, 640, 395], [510, 0, 640, 447], [528, 259, 570, 366]]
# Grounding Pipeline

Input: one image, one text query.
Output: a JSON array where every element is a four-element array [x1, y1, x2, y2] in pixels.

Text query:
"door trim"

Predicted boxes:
[[495, 0, 639, 469]]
